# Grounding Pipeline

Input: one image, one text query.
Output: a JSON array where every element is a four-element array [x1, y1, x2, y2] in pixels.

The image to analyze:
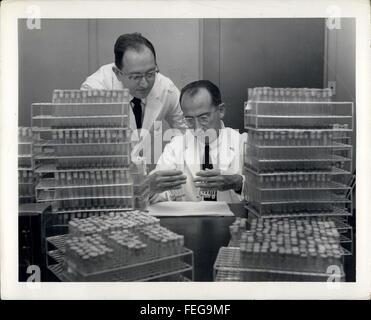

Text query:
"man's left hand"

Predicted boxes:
[[193, 169, 243, 192]]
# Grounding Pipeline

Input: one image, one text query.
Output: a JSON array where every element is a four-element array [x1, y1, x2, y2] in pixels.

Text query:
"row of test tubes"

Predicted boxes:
[[19, 170, 35, 200], [38, 116, 130, 129], [138, 225, 185, 258], [53, 198, 134, 212], [244, 115, 351, 130], [47, 129, 130, 144], [54, 170, 131, 186], [68, 211, 160, 237], [53, 89, 130, 104], [65, 212, 185, 279], [18, 127, 35, 203], [53, 184, 133, 199], [252, 160, 338, 173], [19, 170, 34, 184], [248, 145, 347, 161], [255, 189, 345, 202], [249, 130, 345, 146], [55, 156, 131, 169], [248, 87, 333, 102], [50, 104, 130, 120], [249, 172, 339, 189], [239, 217, 343, 273], [251, 202, 338, 216], [48, 143, 131, 157], [107, 230, 148, 267], [65, 234, 114, 275], [229, 217, 248, 242], [19, 127, 33, 143]]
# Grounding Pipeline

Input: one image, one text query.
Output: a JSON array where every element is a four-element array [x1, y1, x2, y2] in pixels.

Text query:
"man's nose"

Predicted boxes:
[[194, 119, 203, 131], [138, 76, 149, 88]]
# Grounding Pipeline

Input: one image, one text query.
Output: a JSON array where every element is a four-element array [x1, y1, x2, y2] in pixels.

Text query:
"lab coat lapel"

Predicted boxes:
[[141, 97, 162, 135], [184, 132, 201, 179], [217, 129, 237, 173], [141, 76, 162, 135], [129, 107, 140, 140]]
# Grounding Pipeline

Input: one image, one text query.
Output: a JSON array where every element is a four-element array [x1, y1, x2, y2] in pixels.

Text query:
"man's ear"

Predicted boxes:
[[112, 65, 121, 78], [218, 103, 226, 119]]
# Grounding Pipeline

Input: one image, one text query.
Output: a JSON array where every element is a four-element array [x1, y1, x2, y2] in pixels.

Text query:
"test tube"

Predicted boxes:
[[78, 130, 83, 143], [60, 172, 66, 187], [83, 130, 89, 143], [94, 130, 100, 143], [65, 130, 71, 144], [81, 91, 87, 104]]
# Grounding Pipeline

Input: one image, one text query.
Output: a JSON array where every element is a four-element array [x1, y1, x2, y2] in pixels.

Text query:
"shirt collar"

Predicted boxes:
[[129, 94, 146, 106]]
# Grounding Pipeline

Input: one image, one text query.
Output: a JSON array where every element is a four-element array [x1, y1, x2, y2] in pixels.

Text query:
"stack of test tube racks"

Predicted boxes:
[[214, 217, 346, 281], [46, 211, 194, 281], [214, 87, 354, 281], [243, 87, 354, 219], [31, 89, 141, 221], [18, 127, 35, 203]]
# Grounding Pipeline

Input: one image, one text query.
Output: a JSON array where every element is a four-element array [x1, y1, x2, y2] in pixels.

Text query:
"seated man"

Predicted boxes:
[[149, 80, 247, 203]]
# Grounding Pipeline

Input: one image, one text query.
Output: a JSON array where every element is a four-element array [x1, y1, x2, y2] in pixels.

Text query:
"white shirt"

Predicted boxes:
[[150, 124, 247, 203]]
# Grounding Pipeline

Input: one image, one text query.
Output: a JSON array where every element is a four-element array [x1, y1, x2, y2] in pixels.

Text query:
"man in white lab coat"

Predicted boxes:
[[149, 80, 246, 203], [81, 33, 187, 135]]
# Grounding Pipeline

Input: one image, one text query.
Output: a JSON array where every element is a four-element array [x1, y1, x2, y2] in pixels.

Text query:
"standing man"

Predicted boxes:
[[81, 33, 187, 135]]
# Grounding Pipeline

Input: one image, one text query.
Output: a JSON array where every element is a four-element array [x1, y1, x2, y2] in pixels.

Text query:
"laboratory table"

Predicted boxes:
[[159, 204, 246, 281], [32, 203, 354, 282]]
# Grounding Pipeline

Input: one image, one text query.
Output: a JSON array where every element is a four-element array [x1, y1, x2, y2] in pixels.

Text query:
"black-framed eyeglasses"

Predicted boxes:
[[118, 67, 159, 83], [184, 103, 224, 127], [184, 114, 212, 127]]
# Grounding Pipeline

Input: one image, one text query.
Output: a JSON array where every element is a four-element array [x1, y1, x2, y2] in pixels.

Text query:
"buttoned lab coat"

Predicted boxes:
[[150, 126, 247, 204], [81, 63, 187, 146]]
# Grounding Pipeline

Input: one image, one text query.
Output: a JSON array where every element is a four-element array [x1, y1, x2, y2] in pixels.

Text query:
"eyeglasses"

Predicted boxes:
[[184, 113, 213, 127], [118, 67, 159, 83]]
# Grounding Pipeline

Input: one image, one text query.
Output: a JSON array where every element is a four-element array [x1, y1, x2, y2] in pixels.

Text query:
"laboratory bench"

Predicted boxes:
[[160, 204, 245, 281], [19, 202, 355, 282]]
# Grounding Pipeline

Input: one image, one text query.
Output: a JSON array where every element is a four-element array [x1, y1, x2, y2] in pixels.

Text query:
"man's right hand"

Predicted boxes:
[[149, 170, 187, 194]]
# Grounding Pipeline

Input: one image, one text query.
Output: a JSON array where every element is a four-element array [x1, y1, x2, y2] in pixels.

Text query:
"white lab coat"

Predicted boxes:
[[81, 63, 187, 142], [150, 125, 247, 203]]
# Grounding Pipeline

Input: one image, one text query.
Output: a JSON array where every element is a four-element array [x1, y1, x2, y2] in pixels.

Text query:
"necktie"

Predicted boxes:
[[202, 141, 217, 201], [131, 97, 142, 129], [202, 142, 213, 170]]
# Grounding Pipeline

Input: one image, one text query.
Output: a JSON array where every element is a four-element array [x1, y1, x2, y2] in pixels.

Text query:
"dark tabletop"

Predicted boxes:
[[159, 203, 247, 281]]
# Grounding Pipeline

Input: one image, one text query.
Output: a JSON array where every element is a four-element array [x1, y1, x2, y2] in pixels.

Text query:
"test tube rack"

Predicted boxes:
[[243, 87, 354, 219], [46, 211, 194, 281], [214, 217, 348, 281], [214, 87, 355, 282], [18, 127, 35, 204], [31, 89, 140, 215]]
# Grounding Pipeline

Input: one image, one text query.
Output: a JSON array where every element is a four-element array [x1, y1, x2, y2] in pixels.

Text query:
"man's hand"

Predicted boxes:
[[149, 170, 187, 194], [193, 169, 243, 193]]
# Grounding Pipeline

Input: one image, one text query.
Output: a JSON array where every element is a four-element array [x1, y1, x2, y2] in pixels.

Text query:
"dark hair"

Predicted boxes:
[[180, 80, 222, 107], [114, 33, 157, 70]]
